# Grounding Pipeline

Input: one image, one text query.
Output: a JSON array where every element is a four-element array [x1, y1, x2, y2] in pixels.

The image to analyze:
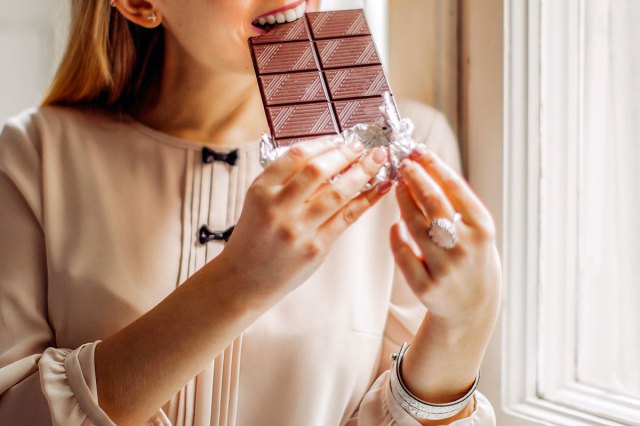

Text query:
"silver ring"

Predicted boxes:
[[428, 213, 461, 250]]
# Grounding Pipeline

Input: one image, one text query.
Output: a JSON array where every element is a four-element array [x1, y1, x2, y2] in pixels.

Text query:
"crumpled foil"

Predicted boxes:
[[260, 92, 418, 190]]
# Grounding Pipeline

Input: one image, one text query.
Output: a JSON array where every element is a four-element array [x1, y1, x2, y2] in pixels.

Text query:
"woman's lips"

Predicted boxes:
[[252, 0, 307, 28]]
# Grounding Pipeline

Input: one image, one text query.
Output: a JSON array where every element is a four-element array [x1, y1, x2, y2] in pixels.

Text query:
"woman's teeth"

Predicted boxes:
[[254, 2, 306, 27]]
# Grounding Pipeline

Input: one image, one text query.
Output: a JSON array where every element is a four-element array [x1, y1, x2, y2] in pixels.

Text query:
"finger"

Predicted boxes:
[[389, 223, 434, 292], [399, 159, 456, 222], [396, 180, 461, 276], [259, 136, 345, 185], [316, 178, 391, 244], [277, 142, 365, 205], [303, 147, 388, 226], [409, 146, 492, 228], [308, 181, 331, 199]]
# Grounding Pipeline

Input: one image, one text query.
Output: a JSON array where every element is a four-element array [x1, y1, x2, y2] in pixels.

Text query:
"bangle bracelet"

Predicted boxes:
[[389, 342, 479, 420]]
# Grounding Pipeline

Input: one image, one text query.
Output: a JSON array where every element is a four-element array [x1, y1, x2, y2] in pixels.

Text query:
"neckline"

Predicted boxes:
[[118, 112, 262, 152]]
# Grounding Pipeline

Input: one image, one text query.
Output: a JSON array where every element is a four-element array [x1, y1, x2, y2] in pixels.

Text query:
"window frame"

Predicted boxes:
[[503, 1, 640, 424]]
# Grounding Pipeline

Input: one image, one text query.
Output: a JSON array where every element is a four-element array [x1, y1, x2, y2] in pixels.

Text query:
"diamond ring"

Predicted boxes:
[[428, 213, 462, 250]]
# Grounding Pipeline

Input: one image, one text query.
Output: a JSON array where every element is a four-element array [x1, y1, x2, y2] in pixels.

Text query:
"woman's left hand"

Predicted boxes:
[[390, 146, 502, 330]]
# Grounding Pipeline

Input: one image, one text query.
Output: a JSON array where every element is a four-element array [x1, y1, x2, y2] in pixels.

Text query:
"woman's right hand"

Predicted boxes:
[[92, 139, 388, 426], [218, 137, 391, 306]]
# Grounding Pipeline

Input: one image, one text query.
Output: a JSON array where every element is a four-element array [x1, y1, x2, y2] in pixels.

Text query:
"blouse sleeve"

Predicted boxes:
[[0, 116, 116, 426], [345, 104, 497, 425]]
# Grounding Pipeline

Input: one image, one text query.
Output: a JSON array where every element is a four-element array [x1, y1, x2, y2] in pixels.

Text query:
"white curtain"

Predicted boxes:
[[577, 0, 640, 398]]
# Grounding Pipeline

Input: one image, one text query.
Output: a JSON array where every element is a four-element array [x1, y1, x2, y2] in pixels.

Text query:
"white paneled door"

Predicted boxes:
[[0, 0, 69, 123]]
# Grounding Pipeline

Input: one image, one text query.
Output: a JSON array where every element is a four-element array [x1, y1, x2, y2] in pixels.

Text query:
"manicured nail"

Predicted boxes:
[[399, 159, 411, 171], [410, 145, 428, 160], [377, 180, 393, 195], [347, 140, 364, 153], [373, 147, 388, 164]]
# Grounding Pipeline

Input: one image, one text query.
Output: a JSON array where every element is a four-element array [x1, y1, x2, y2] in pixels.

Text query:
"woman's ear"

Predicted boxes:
[[113, 0, 163, 29]]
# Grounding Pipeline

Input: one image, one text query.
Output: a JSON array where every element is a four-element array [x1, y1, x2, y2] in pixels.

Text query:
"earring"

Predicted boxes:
[[146, 12, 157, 23]]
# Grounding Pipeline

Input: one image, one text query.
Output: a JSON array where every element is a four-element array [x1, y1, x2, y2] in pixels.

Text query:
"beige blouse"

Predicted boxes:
[[0, 100, 496, 426]]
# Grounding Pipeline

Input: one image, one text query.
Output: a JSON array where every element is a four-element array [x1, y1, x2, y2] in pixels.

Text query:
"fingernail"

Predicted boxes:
[[327, 136, 343, 147], [373, 147, 388, 164], [410, 145, 428, 160], [347, 140, 364, 153], [399, 159, 411, 171], [377, 180, 393, 195]]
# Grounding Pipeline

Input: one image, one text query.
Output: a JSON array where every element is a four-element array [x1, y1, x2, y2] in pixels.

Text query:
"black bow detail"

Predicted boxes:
[[199, 225, 235, 244], [202, 147, 239, 166]]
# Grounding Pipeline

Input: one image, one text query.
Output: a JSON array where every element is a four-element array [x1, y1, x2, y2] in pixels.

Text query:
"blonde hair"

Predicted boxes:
[[42, 0, 164, 112]]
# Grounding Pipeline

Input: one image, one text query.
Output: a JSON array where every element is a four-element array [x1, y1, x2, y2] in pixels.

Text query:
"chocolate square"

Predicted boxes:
[[252, 42, 319, 74], [307, 10, 371, 39], [334, 97, 387, 130], [324, 66, 389, 100], [250, 18, 311, 45], [267, 103, 339, 139], [316, 37, 381, 69], [260, 72, 327, 106]]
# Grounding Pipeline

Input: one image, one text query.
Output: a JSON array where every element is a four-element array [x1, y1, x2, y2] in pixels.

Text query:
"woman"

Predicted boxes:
[[0, 0, 501, 425]]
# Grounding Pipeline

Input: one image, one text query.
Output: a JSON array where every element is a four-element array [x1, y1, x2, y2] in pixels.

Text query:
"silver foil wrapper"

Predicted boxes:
[[259, 92, 418, 189]]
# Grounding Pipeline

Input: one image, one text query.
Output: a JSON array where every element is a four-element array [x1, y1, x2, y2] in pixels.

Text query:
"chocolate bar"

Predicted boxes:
[[249, 9, 398, 147]]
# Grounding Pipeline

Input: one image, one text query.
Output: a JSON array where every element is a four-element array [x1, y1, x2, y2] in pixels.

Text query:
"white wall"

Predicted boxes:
[[0, 0, 69, 122]]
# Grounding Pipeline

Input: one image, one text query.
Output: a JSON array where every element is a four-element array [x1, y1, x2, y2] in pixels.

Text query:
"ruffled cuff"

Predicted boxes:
[[38, 340, 172, 426], [38, 342, 116, 426], [357, 371, 496, 425], [38, 343, 172, 426]]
